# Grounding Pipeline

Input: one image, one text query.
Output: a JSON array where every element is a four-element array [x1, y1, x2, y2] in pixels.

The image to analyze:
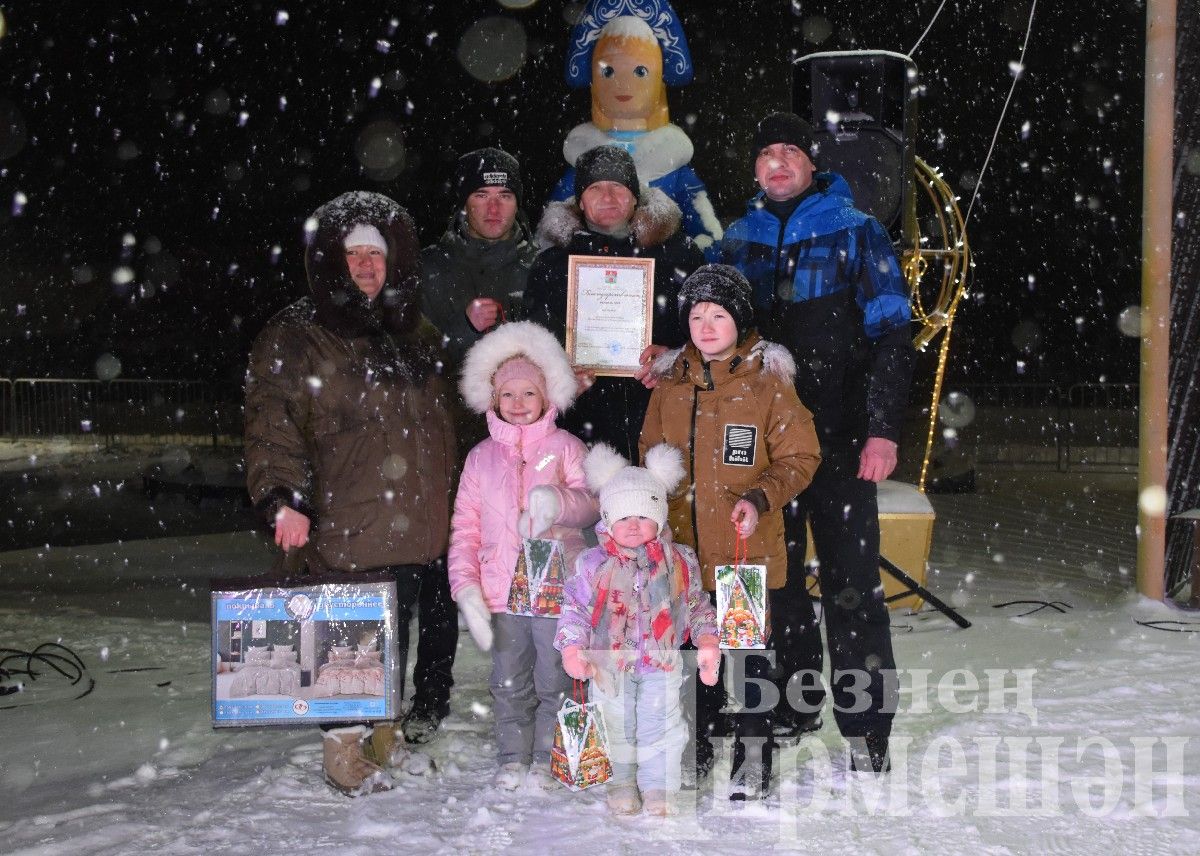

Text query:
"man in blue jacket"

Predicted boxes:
[[722, 112, 914, 779]]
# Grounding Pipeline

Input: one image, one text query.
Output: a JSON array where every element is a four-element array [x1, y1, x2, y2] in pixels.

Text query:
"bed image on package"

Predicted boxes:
[[309, 643, 385, 699], [214, 643, 301, 699]]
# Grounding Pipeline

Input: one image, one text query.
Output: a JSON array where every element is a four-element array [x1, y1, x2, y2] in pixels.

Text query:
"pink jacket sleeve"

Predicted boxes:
[[542, 435, 600, 529], [447, 449, 483, 601]]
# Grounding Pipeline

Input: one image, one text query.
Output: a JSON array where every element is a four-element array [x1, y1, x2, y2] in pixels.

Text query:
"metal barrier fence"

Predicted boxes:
[[1063, 383, 1139, 470], [937, 382, 1137, 472], [0, 379, 12, 443], [1, 377, 1139, 469], [0, 378, 242, 448]]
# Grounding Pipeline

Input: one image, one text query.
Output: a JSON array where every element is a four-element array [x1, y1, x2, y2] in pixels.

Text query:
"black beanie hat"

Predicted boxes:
[[677, 264, 755, 338], [753, 111, 815, 156], [455, 147, 523, 209], [573, 145, 641, 203]]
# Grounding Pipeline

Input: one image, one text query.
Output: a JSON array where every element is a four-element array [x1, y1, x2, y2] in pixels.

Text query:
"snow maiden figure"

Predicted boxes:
[[549, 0, 724, 258]]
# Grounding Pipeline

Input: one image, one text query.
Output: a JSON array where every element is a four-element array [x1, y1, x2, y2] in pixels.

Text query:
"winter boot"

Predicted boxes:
[[366, 720, 435, 776], [605, 783, 642, 816], [323, 726, 392, 797], [771, 708, 823, 739], [365, 721, 400, 766], [524, 764, 556, 791], [848, 732, 891, 774], [641, 789, 676, 817], [728, 739, 772, 801], [401, 699, 449, 745], [493, 762, 528, 790]]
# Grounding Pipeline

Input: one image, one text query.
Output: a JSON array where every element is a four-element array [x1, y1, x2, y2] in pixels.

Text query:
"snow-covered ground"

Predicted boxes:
[[2, 474, 1198, 855]]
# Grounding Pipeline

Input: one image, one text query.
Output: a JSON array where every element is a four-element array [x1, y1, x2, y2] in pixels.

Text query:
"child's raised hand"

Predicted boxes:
[[730, 499, 759, 537], [696, 635, 720, 686], [561, 646, 594, 681], [521, 486, 560, 539]]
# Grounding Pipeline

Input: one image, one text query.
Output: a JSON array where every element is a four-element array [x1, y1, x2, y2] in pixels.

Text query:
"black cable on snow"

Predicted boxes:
[[0, 642, 95, 709], [1134, 619, 1200, 634], [993, 600, 1072, 617]]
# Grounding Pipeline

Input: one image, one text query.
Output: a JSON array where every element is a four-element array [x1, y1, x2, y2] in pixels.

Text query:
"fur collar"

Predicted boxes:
[[563, 123, 695, 182], [304, 191, 421, 339], [649, 334, 797, 385], [749, 338, 797, 383], [534, 186, 683, 251]]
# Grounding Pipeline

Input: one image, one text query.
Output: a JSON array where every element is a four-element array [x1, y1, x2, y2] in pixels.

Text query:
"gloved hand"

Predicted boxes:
[[696, 635, 720, 687], [561, 645, 594, 681], [518, 486, 561, 539], [454, 585, 493, 652]]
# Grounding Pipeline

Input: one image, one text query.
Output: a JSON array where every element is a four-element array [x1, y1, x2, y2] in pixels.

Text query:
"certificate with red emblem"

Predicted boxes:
[[565, 255, 655, 377]]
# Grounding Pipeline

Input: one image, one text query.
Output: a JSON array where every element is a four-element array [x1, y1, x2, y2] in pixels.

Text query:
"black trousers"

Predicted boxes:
[[693, 590, 781, 775], [411, 556, 458, 710], [774, 462, 898, 740]]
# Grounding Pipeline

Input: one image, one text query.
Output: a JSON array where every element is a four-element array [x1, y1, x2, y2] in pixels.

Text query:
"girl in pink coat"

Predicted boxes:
[[448, 320, 600, 791]]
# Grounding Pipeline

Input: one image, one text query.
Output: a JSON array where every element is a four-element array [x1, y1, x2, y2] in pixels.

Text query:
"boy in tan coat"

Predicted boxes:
[[639, 263, 820, 800]]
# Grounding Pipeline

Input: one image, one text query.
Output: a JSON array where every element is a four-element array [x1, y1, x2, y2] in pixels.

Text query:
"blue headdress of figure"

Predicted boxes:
[[564, 0, 693, 88]]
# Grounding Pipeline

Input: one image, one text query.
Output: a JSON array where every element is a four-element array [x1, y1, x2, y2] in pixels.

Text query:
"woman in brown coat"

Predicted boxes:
[[639, 264, 820, 800], [244, 191, 456, 796]]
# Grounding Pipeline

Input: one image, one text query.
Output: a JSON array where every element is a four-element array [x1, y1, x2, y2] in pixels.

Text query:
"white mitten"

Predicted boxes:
[[520, 486, 561, 539], [455, 586, 493, 651]]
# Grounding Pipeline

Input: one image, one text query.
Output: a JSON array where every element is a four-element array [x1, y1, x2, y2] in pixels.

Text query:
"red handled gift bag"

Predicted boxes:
[[715, 534, 769, 649], [550, 681, 612, 790]]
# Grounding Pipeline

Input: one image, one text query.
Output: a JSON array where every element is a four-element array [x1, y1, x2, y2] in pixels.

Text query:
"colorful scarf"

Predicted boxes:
[[588, 533, 691, 676]]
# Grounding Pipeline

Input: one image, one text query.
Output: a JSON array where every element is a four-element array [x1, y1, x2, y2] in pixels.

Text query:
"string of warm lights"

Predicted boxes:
[[901, 157, 970, 491]]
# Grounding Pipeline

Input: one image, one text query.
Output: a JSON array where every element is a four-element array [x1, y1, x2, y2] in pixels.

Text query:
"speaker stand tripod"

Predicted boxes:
[[880, 555, 971, 628]]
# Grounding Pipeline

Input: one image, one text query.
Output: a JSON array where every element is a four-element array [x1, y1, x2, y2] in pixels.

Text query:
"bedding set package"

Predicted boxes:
[[210, 578, 399, 727]]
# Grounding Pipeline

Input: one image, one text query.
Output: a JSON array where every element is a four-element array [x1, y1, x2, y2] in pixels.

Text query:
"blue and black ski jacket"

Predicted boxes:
[[721, 173, 914, 465]]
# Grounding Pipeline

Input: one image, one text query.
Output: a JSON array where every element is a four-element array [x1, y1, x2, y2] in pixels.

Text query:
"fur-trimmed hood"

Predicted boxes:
[[534, 185, 683, 251], [458, 320, 580, 415], [649, 332, 797, 387], [304, 191, 421, 338]]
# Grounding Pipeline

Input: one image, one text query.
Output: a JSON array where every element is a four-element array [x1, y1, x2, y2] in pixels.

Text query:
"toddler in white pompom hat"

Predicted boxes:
[[555, 442, 718, 817]]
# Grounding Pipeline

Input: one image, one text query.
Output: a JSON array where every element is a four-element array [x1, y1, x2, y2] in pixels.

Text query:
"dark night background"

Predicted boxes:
[[0, 0, 1144, 390]]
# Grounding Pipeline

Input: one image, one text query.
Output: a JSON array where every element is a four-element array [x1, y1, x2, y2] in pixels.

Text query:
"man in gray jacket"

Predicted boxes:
[[405, 148, 537, 744]]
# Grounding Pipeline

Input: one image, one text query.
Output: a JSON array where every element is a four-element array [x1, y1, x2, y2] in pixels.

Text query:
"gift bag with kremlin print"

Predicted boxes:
[[506, 538, 568, 617], [715, 561, 769, 650], [550, 689, 612, 791]]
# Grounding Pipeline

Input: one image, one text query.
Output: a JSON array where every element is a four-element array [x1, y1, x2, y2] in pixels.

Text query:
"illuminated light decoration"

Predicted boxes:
[[903, 158, 971, 491]]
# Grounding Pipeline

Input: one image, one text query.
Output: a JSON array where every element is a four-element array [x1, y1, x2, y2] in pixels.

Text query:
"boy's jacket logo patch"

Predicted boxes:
[[723, 424, 756, 467]]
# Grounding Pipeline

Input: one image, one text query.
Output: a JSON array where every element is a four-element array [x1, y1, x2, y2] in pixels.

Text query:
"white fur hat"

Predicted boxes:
[[585, 443, 685, 532], [342, 223, 388, 254], [459, 321, 579, 415]]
